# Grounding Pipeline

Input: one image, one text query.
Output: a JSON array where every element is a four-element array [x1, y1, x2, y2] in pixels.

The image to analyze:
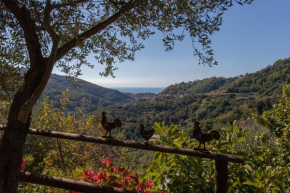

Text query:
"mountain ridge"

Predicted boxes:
[[162, 57, 290, 96], [43, 74, 133, 112]]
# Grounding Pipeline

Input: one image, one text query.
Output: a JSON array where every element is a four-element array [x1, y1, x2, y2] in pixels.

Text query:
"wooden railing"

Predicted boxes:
[[0, 126, 244, 193], [20, 172, 135, 193]]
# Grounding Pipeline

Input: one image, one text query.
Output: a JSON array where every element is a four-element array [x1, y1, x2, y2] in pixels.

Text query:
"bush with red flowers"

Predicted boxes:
[[79, 157, 155, 193]]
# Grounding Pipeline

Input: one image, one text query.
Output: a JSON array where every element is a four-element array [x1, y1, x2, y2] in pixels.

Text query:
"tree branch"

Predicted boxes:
[[55, 0, 138, 61], [44, 0, 60, 61], [2, 0, 43, 67], [51, 0, 89, 9]]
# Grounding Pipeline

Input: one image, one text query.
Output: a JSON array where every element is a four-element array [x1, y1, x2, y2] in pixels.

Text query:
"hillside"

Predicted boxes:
[[226, 58, 290, 95], [43, 74, 133, 112], [162, 58, 290, 96], [94, 57, 290, 139], [162, 77, 237, 94]]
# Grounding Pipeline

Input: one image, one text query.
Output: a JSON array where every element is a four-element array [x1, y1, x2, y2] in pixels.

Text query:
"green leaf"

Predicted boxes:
[[173, 139, 183, 148], [243, 180, 258, 187], [243, 165, 253, 172]]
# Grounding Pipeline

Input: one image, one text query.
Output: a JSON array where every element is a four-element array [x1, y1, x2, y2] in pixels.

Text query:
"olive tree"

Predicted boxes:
[[0, 0, 253, 192]]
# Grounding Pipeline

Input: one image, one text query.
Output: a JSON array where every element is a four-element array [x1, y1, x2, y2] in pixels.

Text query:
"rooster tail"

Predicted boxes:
[[210, 130, 220, 140], [114, 119, 122, 127]]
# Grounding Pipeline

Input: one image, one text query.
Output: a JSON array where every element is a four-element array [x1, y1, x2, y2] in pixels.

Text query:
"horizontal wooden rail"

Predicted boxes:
[[0, 125, 244, 163], [20, 172, 135, 193]]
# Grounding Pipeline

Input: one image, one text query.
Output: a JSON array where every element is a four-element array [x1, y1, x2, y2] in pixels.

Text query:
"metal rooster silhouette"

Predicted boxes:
[[140, 123, 154, 144], [101, 112, 121, 138], [193, 122, 220, 151]]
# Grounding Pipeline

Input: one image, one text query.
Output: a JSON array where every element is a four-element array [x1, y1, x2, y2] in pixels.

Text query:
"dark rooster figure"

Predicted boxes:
[[140, 123, 154, 144], [193, 122, 220, 151], [101, 112, 121, 138]]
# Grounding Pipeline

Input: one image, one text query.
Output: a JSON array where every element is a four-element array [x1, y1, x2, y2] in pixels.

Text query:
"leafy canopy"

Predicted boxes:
[[1, 0, 253, 78]]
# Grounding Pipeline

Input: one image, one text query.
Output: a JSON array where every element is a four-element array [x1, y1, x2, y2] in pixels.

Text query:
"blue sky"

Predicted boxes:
[[53, 0, 290, 88]]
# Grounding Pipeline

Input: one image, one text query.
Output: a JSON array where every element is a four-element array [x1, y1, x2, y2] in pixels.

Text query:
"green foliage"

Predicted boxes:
[[162, 77, 236, 95], [19, 91, 149, 192], [145, 120, 289, 192], [253, 85, 290, 177], [253, 85, 290, 138], [96, 91, 275, 138], [227, 58, 290, 96], [0, 64, 22, 100], [24, 91, 100, 175], [0, 100, 11, 125]]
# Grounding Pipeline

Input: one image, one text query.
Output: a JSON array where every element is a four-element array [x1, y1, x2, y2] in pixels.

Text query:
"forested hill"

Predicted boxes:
[[226, 58, 290, 95], [162, 77, 237, 94], [95, 57, 290, 139], [162, 58, 290, 95], [43, 74, 133, 112]]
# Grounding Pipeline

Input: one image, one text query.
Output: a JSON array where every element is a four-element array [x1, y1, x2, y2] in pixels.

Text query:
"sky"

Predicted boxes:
[[53, 0, 290, 88]]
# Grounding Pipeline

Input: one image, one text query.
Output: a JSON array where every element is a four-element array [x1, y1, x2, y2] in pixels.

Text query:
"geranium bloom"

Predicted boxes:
[[97, 172, 104, 180], [84, 170, 95, 181], [126, 175, 131, 183], [113, 167, 119, 173], [101, 157, 112, 167], [135, 173, 139, 179], [148, 181, 153, 188], [137, 182, 147, 191]]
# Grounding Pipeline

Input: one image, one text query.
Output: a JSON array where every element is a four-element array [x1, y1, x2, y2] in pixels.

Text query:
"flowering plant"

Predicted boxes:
[[80, 157, 155, 193]]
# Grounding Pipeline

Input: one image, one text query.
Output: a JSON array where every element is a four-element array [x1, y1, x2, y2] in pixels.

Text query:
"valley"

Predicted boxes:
[[42, 58, 290, 140]]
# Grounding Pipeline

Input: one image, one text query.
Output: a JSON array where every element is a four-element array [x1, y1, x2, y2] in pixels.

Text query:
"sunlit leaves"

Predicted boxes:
[[145, 119, 288, 192]]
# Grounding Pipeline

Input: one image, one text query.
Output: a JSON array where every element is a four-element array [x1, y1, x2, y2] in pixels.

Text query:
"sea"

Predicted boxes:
[[111, 87, 165, 94]]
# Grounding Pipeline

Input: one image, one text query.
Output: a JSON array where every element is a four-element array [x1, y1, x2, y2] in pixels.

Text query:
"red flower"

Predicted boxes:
[[102, 157, 112, 167], [148, 181, 153, 188], [0, 137, 2, 142], [137, 182, 147, 191], [84, 170, 95, 181], [135, 173, 139, 179], [126, 175, 131, 183], [97, 172, 104, 180], [113, 167, 120, 173], [21, 158, 25, 171]]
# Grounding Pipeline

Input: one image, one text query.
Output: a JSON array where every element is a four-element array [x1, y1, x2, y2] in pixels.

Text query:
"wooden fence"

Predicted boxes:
[[0, 126, 244, 193]]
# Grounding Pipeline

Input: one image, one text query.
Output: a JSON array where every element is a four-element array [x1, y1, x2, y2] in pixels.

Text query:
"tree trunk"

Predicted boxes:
[[0, 59, 53, 192], [0, 108, 31, 193]]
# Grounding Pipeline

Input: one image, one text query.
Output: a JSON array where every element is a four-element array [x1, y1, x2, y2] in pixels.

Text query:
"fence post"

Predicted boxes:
[[215, 160, 228, 193]]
